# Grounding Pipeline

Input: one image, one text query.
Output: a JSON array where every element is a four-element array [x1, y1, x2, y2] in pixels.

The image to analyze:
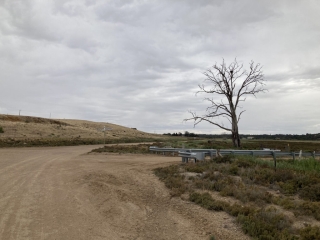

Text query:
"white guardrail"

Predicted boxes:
[[149, 147, 320, 163]]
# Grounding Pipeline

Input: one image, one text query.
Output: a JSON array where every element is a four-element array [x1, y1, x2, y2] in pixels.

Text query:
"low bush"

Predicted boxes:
[[154, 165, 179, 180], [215, 155, 233, 163], [154, 154, 320, 239], [233, 158, 256, 168], [299, 183, 320, 202], [164, 175, 187, 197], [299, 226, 320, 240], [224, 203, 253, 217], [91, 144, 153, 154], [154, 165, 187, 197], [190, 192, 295, 239], [237, 207, 294, 240], [185, 163, 206, 173], [189, 192, 225, 211], [294, 202, 320, 221], [221, 185, 272, 205], [0, 126, 3, 133]]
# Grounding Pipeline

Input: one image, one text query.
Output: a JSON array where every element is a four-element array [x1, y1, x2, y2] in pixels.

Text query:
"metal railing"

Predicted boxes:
[[149, 147, 320, 161]]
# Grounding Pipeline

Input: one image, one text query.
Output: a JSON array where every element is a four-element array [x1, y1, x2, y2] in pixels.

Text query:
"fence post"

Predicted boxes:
[[210, 150, 214, 160], [292, 152, 295, 162], [272, 151, 277, 171], [313, 151, 316, 159]]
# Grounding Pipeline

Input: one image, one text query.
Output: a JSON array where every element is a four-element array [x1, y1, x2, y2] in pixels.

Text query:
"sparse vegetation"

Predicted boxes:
[[90, 143, 158, 154], [154, 155, 320, 239], [209, 236, 215, 240], [148, 138, 320, 152], [0, 137, 163, 148], [0, 114, 166, 148], [154, 165, 188, 197], [299, 226, 320, 240]]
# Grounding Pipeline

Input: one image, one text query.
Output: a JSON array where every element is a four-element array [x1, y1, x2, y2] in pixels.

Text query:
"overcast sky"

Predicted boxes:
[[0, 0, 319, 135]]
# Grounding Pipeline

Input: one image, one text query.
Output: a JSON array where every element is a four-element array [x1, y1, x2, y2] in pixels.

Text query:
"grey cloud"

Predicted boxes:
[[1, 0, 320, 134]]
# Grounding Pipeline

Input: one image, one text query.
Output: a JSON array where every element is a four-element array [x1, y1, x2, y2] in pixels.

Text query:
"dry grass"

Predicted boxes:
[[0, 114, 165, 147], [154, 156, 320, 240]]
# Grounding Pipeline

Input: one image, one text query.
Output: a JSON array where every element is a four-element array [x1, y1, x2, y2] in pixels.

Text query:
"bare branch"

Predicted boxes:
[[184, 111, 232, 132], [186, 58, 266, 147], [237, 110, 246, 123]]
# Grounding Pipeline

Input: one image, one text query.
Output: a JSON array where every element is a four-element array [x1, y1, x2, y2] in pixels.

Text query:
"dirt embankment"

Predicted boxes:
[[0, 114, 163, 147], [0, 146, 248, 240]]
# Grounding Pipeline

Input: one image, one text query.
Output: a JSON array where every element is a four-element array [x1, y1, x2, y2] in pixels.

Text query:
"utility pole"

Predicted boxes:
[[19, 110, 21, 116]]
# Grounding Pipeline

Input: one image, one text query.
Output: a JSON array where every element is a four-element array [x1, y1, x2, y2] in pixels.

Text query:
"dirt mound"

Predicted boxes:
[[0, 114, 68, 125], [0, 114, 163, 147]]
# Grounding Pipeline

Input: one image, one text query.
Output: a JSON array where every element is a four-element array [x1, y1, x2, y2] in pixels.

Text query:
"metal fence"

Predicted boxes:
[[149, 147, 320, 161]]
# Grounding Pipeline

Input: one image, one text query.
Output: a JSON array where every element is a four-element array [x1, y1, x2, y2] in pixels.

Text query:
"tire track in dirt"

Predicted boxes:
[[78, 153, 250, 240], [0, 146, 100, 240]]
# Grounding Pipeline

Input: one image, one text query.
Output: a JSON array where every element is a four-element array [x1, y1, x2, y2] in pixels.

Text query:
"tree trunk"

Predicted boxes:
[[230, 107, 241, 148], [232, 130, 241, 148], [231, 116, 241, 147]]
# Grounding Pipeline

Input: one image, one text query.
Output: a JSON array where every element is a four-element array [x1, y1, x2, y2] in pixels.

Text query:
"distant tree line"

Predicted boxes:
[[163, 132, 182, 136], [162, 132, 320, 140], [163, 131, 199, 137], [199, 133, 320, 141]]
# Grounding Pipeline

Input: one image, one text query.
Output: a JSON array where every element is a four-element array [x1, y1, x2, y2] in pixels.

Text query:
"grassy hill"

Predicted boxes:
[[0, 114, 164, 147]]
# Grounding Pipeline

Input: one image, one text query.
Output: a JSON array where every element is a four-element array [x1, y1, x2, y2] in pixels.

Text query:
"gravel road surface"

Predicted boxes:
[[0, 145, 249, 240]]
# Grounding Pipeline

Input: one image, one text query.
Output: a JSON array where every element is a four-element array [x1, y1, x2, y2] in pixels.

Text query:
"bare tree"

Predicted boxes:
[[185, 59, 266, 147]]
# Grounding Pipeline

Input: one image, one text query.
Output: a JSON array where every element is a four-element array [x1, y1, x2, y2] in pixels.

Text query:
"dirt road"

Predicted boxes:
[[0, 145, 249, 240]]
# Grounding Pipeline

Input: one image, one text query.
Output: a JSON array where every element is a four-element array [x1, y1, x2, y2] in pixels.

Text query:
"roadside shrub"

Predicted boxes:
[[237, 207, 293, 240], [299, 174, 320, 187], [189, 192, 226, 211], [220, 184, 272, 205], [278, 181, 299, 195], [294, 202, 320, 221], [213, 176, 235, 192], [91, 144, 152, 154], [299, 226, 320, 240], [154, 165, 179, 180], [299, 183, 320, 201], [273, 196, 320, 221], [154, 154, 320, 239], [225, 203, 253, 217], [193, 178, 215, 191], [253, 167, 275, 185], [241, 187, 272, 204], [233, 158, 256, 168], [272, 196, 296, 210], [203, 169, 221, 181], [273, 169, 295, 182], [185, 163, 206, 173], [0, 126, 3, 133], [279, 173, 320, 195], [227, 165, 239, 175], [154, 165, 187, 197], [164, 175, 187, 197], [215, 155, 233, 163]]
